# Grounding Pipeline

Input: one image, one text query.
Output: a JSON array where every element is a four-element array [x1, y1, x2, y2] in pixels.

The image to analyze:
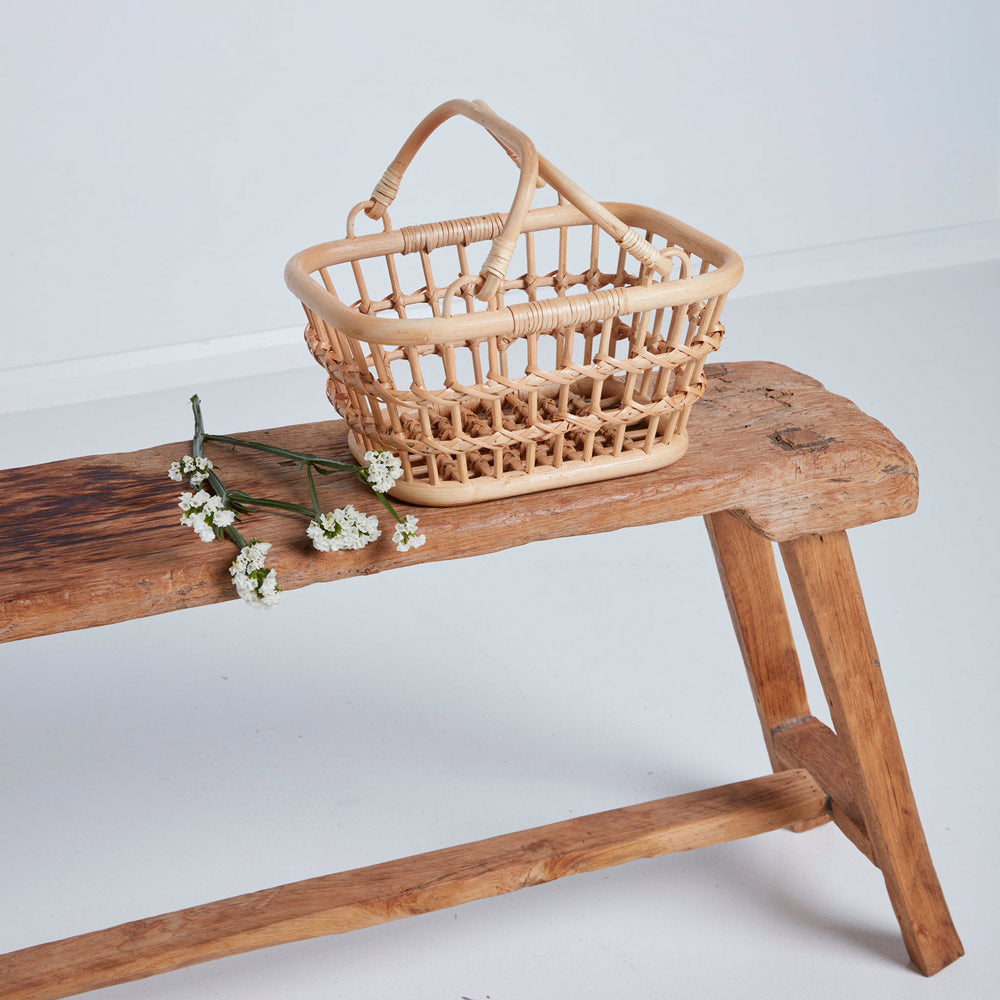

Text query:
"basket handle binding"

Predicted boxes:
[[365, 99, 540, 303], [364, 99, 677, 302]]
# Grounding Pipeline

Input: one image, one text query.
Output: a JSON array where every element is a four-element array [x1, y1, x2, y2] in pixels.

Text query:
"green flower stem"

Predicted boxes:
[[190, 392, 408, 533], [190, 394, 233, 505], [206, 470, 232, 505], [191, 395, 207, 455], [370, 481, 406, 524], [204, 433, 362, 472], [305, 465, 322, 519], [225, 492, 316, 519], [225, 524, 249, 549], [191, 395, 253, 552]]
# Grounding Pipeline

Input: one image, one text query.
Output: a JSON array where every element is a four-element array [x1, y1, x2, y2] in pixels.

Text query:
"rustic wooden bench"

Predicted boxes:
[[0, 361, 963, 998]]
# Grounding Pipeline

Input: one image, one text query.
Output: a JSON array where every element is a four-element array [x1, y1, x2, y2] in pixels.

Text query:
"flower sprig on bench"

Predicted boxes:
[[168, 395, 424, 609]]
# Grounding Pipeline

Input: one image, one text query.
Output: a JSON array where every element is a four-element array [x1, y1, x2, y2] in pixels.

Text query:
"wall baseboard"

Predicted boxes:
[[2, 220, 997, 416], [0, 326, 310, 416], [736, 219, 999, 299]]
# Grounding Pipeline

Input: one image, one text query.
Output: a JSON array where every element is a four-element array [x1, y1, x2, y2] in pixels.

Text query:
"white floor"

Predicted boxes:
[[2, 260, 998, 998]]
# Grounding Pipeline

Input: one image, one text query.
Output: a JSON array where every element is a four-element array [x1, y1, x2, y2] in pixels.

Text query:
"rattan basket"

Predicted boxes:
[[285, 99, 743, 506]]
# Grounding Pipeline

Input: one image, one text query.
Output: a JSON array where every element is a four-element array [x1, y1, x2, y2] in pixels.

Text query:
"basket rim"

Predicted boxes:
[[285, 201, 743, 347]]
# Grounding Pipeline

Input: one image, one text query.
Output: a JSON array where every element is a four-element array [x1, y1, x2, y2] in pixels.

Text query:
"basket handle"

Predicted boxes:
[[367, 99, 677, 301], [365, 99, 540, 302]]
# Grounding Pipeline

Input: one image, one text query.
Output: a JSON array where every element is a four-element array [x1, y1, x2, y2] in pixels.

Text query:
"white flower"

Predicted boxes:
[[168, 455, 215, 485], [363, 450, 403, 493], [306, 505, 381, 552], [229, 541, 282, 609], [178, 489, 234, 543], [392, 514, 425, 552]]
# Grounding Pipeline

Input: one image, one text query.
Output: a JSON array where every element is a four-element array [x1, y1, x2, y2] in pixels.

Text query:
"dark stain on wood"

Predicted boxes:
[[771, 427, 834, 451]]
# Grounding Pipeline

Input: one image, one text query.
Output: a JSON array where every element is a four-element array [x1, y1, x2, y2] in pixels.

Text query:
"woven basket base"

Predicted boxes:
[[347, 430, 689, 507]]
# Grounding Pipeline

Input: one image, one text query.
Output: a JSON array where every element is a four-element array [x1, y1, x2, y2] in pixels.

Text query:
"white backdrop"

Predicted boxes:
[[1, 0, 997, 373], [2, 4, 999, 998]]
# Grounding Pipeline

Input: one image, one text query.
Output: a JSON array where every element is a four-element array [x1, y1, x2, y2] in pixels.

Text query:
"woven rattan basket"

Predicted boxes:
[[285, 99, 743, 506]]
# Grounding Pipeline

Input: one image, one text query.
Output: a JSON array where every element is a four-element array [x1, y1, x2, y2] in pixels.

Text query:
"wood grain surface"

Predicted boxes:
[[780, 532, 963, 975], [705, 510, 830, 833], [772, 717, 873, 861], [705, 511, 813, 766], [0, 362, 917, 643], [0, 770, 827, 1000]]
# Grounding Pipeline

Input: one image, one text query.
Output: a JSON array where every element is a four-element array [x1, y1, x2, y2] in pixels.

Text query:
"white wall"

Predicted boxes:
[[1, 0, 997, 373]]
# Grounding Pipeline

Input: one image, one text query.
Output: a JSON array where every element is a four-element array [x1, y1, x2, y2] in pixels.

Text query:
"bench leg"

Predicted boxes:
[[706, 511, 827, 832], [779, 530, 963, 976]]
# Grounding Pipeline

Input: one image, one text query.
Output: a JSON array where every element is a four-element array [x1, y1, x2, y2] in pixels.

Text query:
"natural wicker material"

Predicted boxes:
[[285, 99, 743, 505]]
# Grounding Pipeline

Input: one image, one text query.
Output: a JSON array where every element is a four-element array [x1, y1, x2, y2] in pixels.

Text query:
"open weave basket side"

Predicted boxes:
[[285, 101, 742, 504]]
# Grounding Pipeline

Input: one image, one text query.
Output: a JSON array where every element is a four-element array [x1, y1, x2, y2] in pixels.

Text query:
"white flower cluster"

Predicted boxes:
[[178, 490, 235, 542], [306, 505, 381, 551], [230, 541, 282, 609], [363, 450, 403, 493], [168, 455, 215, 485], [392, 514, 426, 552]]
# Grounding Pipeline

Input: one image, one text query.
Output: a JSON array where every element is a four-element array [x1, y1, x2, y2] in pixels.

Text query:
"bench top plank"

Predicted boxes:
[[0, 362, 916, 644]]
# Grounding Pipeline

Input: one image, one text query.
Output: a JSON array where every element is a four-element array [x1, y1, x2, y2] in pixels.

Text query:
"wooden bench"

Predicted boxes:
[[0, 361, 963, 997]]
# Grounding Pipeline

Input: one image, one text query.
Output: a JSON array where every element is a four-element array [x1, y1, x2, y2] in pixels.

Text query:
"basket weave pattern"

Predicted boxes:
[[304, 223, 725, 481], [286, 100, 742, 505]]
